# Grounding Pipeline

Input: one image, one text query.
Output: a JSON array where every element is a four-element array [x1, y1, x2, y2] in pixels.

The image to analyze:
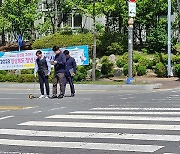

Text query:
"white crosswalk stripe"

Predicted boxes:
[[70, 111, 180, 115], [2, 107, 180, 153], [46, 114, 180, 122], [91, 107, 180, 111], [0, 139, 163, 153], [18, 121, 180, 130], [0, 129, 179, 141]]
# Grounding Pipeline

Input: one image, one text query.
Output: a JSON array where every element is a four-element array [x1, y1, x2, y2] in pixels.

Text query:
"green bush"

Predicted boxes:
[[17, 74, 35, 83], [172, 53, 180, 65], [123, 64, 136, 76], [21, 69, 33, 74], [116, 53, 128, 68], [137, 65, 147, 76], [73, 66, 88, 82], [174, 64, 180, 77], [0, 70, 8, 75], [98, 31, 127, 55], [100, 56, 114, 76], [154, 62, 167, 77], [138, 57, 149, 67], [133, 53, 142, 63], [116, 57, 124, 68], [32, 33, 93, 49], [95, 70, 101, 79]]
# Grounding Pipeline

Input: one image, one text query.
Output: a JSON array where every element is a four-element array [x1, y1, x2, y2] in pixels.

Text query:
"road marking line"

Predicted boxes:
[[91, 108, 180, 111], [0, 116, 13, 120], [46, 114, 180, 122], [33, 111, 42, 113], [0, 129, 180, 142], [0, 139, 163, 152], [71, 111, 180, 115], [0, 106, 33, 110], [18, 121, 180, 131]]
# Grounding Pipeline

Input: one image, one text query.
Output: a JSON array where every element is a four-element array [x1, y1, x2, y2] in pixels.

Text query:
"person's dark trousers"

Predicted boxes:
[[53, 73, 65, 96], [38, 72, 50, 95], [64, 75, 75, 94]]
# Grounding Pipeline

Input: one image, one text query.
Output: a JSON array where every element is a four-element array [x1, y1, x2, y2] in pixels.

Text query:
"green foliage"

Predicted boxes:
[[123, 64, 136, 77], [154, 62, 167, 77], [138, 57, 149, 67], [73, 66, 87, 82], [32, 33, 93, 49], [35, 19, 53, 36], [21, 69, 33, 74], [95, 70, 101, 79], [1, 0, 39, 39], [172, 53, 180, 65], [116, 57, 124, 68], [174, 64, 180, 77], [100, 56, 114, 77], [133, 53, 142, 63], [98, 32, 127, 56], [0, 70, 8, 75], [137, 65, 147, 76]]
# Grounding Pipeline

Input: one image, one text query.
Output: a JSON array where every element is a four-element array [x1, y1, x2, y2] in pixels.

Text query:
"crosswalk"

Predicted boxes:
[[1, 106, 180, 153]]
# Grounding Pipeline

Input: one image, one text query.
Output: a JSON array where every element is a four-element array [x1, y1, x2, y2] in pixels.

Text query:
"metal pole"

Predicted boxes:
[[168, 0, 171, 77], [92, 0, 96, 81], [128, 25, 133, 79], [177, 0, 180, 42]]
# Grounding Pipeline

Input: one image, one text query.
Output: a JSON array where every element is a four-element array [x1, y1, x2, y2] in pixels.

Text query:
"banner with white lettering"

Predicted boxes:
[[0, 45, 89, 70]]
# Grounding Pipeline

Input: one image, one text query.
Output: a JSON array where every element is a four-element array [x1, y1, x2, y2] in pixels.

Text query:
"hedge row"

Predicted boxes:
[[115, 52, 180, 77], [32, 33, 93, 49]]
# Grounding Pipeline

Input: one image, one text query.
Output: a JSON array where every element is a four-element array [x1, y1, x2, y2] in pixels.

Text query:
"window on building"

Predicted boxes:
[[74, 14, 82, 27], [64, 14, 72, 27]]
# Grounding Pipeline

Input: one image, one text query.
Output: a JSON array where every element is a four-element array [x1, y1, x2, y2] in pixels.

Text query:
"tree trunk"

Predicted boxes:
[[54, 0, 58, 33], [2, 27, 6, 45], [138, 24, 143, 50]]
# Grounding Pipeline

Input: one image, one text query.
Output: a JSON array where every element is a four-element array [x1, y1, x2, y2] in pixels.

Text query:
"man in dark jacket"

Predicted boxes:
[[64, 50, 77, 97], [34, 50, 51, 99], [52, 46, 66, 99]]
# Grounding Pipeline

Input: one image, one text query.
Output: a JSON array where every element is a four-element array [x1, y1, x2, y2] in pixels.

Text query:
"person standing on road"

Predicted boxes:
[[64, 50, 76, 97], [34, 50, 51, 99], [51, 46, 66, 99]]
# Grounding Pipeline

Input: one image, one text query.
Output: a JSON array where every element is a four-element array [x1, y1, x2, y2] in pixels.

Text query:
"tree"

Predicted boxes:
[[1, 0, 39, 40], [43, 0, 72, 34]]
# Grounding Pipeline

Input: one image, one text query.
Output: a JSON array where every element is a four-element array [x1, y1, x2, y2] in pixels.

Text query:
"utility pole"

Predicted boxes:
[[126, 0, 136, 84], [128, 18, 134, 80], [92, 0, 96, 81], [168, 0, 172, 77], [54, 0, 58, 33]]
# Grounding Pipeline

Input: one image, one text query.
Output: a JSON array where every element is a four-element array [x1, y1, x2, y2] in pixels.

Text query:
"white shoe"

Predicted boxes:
[[39, 95, 45, 99], [45, 95, 50, 99]]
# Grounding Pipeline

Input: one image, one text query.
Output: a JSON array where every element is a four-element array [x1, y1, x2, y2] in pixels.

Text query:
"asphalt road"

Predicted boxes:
[[0, 86, 180, 154]]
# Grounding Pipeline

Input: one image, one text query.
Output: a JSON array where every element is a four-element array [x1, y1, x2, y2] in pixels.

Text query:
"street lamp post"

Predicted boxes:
[[168, 0, 171, 77]]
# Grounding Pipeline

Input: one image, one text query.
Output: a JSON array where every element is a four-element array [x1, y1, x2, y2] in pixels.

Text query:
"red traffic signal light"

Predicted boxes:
[[129, 0, 136, 2]]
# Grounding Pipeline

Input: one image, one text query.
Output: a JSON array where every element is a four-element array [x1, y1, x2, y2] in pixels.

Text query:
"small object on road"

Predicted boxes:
[[29, 77, 37, 99], [29, 94, 36, 99]]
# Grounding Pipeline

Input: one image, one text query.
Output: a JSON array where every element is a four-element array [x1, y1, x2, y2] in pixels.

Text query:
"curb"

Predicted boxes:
[[0, 83, 162, 91]]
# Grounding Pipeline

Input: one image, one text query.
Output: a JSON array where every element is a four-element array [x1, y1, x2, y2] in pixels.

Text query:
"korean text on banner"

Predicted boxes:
[[0, 45, 89, 70]]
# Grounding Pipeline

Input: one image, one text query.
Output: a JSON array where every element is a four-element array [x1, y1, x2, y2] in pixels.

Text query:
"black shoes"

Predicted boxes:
[[71, 93, 75, 97], [58, 94, 64, 99], [50, 95, 58, 99]]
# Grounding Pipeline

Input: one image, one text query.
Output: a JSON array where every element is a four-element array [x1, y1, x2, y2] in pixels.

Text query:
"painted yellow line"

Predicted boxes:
[[0, 106, 33, 110]]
